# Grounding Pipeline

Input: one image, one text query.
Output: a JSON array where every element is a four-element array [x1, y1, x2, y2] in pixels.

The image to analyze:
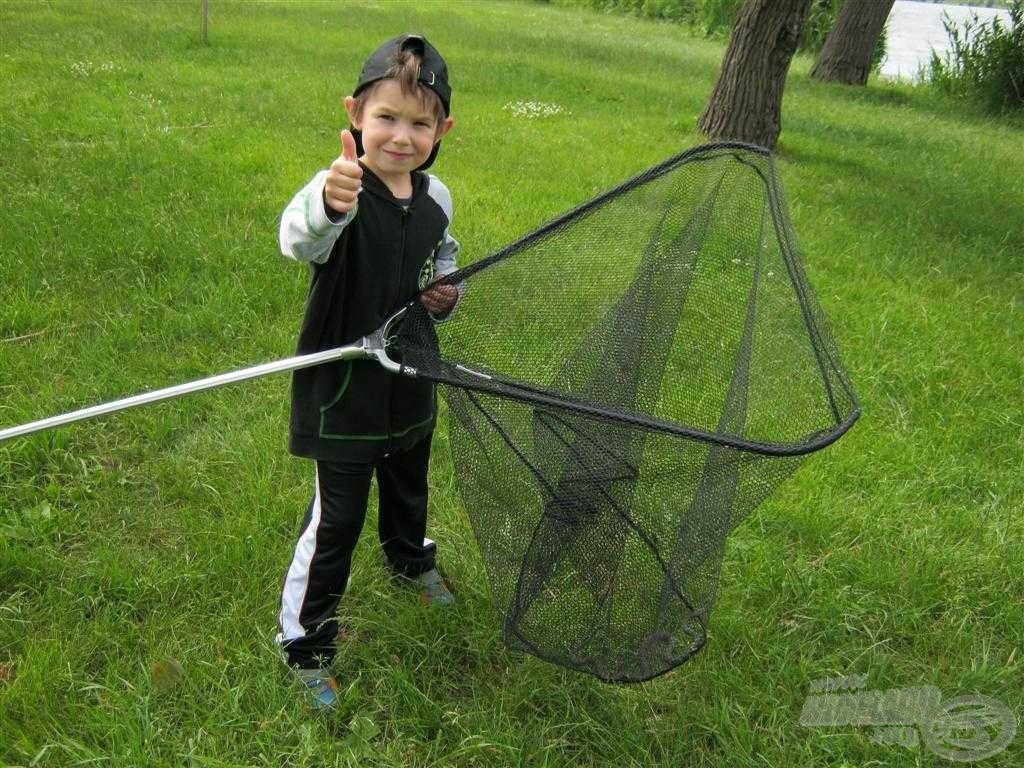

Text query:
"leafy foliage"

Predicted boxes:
[[555, 0, 884, 67], [555, 0, 732, 32], [801, 0, 843, 51], [927, 0, 1024, 112]]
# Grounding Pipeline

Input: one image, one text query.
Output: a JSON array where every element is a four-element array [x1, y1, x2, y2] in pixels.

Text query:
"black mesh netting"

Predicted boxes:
[[394, 142, 859, 682]]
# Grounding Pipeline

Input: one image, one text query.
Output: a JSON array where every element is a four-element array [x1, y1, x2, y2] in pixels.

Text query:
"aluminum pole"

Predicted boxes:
[[0, 345, 371, 443], [0, 305, 415, 443]]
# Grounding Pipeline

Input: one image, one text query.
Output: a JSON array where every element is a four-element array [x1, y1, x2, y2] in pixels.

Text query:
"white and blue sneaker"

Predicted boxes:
[[417, 568, 455, 607], [294, 667, 339, 711]]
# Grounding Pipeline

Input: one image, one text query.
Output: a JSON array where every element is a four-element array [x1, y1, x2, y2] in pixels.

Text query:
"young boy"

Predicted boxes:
[[276, 34, 460, 709]]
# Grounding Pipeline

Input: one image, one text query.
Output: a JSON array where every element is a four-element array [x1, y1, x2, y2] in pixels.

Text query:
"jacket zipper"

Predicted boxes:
[[385, 204, 411, 455]]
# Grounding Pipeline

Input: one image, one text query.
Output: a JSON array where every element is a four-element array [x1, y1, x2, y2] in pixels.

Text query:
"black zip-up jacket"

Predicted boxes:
[[279, 163, 460, 461]]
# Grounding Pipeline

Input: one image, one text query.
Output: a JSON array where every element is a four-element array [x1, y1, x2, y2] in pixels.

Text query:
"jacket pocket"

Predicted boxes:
[[318, 360, 389, 441], [390, 376, 437, 438]]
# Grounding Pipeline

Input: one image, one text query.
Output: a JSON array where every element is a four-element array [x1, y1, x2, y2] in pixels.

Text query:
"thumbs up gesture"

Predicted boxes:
[[323, 129, 363, 215]]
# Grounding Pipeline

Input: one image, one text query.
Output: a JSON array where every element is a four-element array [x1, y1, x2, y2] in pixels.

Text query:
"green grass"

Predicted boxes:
[[1, 1, 1022, 766]]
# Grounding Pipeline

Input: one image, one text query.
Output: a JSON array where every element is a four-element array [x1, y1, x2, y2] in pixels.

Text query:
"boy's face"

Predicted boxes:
[[345, 80, 452, 185]]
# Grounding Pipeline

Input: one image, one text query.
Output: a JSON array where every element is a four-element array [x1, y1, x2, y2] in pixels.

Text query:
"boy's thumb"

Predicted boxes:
[[340, 129, 357, 161]]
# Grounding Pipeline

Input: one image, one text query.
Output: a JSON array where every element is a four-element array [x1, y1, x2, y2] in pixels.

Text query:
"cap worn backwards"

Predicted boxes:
[[351, 34, 451, 172]]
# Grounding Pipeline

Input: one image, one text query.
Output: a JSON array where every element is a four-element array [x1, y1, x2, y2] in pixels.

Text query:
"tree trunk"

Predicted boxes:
[[810, 0, 894, 85], [697, 0, 815, 150]]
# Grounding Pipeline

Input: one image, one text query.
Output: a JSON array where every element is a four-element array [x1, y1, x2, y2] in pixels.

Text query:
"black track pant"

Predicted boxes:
[[276, 435, 436, 669]]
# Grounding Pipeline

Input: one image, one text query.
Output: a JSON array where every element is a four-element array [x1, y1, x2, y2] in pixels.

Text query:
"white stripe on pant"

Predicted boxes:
[[276, 462, 322, 645]]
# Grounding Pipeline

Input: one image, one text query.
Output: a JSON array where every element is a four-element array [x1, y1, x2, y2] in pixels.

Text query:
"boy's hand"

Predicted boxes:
[[420, 282, 458, 316], [323, 129, 363, 215]]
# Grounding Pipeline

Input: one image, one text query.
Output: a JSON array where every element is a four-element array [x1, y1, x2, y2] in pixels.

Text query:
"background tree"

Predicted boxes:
[[810, 0, 895, 85], [697, 0, 815, 150]]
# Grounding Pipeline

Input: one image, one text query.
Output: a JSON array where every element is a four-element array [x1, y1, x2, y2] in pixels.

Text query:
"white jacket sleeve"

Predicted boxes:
[[278, 170, 356, 265], [425, 175, 466, 322], [434, 228, 460, 279], [428, 227, 467, 322]]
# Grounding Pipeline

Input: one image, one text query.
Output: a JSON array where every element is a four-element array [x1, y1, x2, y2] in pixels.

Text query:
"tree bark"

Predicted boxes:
[[810, 0, 894, 85], [697, 0, 815, 150]]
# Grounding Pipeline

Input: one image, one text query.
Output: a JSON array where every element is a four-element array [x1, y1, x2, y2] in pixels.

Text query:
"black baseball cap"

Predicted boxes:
[[351, 34, 451, 171]]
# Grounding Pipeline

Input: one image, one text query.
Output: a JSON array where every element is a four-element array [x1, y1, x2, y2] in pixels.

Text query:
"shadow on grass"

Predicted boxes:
[[781, 121, 1024, 286], [790, 74, 1024, 134]]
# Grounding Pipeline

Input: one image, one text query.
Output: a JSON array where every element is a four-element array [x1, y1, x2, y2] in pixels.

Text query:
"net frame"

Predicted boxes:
[[401, 141, 858, 457]]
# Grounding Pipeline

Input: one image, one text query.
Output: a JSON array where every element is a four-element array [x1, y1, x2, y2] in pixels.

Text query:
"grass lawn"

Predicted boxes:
[[1, 1, 1021, 766]]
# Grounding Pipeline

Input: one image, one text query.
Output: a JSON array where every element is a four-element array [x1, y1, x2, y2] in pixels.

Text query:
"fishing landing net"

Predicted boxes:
[[393, 142, 859, 682]]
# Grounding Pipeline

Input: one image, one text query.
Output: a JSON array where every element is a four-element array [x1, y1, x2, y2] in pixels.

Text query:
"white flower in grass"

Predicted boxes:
[[128, 90, 161, 108], [69, 60, 120, 77], [503, 100, 568, 119]]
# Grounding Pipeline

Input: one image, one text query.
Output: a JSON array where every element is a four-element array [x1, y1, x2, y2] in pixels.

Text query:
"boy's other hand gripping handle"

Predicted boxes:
[[323, 129, 363, 216]]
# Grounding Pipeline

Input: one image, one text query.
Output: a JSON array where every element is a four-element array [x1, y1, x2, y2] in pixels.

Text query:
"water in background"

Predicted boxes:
[[881, 1, 1013, 80]]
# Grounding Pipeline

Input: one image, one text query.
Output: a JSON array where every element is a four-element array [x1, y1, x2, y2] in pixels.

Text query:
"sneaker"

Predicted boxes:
[[417, 567, 455, 607], [293, 667, 339, 711]]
